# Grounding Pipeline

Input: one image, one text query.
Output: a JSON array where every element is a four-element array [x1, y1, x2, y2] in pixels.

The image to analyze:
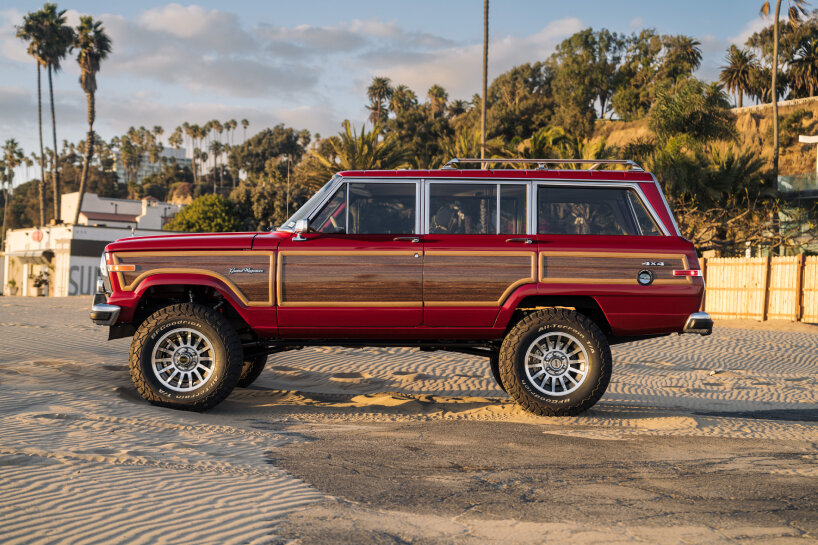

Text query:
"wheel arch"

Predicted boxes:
[[497, 292, 613, 338]]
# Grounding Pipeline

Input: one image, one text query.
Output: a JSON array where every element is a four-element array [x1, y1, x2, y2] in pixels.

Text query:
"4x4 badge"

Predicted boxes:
[[228, 267, 265, 274], [642, 261, 665, 266]]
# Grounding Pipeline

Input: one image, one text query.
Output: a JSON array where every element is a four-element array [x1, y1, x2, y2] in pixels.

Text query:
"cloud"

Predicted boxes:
[[728, 16, 769, 47], [630, 17, 645, 29]]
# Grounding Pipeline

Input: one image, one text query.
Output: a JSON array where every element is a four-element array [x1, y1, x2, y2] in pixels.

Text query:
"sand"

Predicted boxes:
[[0, 297, 816, 544]]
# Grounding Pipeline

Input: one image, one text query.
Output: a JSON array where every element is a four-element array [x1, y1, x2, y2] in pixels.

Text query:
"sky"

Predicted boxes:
[[0, 0, 773, 185]]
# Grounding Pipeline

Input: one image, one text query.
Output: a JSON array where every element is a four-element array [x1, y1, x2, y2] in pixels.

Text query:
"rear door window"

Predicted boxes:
[[537, 185, 662, 236], [429, 183, 528, 234]]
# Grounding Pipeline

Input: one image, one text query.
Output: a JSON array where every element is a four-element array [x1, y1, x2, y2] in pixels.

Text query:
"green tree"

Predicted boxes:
[[389, 84, 417, 115], [163, 194, 240, 232], [427, 84, 449, 119], [549, 29, 604, 139], [228, 124, 306, 179], [649, 78, 736, 145], [660, 35, 702, 81], [72, 15, 111, 225], [720, 46, 758, 107], [2, 139, 25, 248]]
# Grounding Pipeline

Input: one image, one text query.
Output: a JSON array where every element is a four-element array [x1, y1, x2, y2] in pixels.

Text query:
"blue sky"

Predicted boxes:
[[1, 1, 771, 184]]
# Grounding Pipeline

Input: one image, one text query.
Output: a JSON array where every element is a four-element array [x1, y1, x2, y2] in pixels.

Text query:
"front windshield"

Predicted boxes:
[[277, 175, 339, 231]]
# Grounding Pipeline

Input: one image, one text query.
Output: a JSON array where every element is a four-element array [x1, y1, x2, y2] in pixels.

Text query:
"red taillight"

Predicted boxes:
[[673, 269, 703, 277]]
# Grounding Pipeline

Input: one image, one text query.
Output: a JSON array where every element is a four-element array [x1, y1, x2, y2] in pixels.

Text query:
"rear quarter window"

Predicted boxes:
[[537, 185, 662, 236]]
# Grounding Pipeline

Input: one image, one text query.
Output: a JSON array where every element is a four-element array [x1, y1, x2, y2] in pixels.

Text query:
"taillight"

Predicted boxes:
[[673, 269, 703, 277]]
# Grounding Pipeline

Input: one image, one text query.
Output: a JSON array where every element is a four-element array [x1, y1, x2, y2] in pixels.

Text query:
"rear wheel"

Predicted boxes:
[[237, 355, 268, 387], [129, 303, 243, 411], [499, 308, 611, 416]]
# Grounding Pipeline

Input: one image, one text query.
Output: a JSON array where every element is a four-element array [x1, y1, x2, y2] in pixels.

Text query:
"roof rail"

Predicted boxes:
[[440, 158, 644, 171]]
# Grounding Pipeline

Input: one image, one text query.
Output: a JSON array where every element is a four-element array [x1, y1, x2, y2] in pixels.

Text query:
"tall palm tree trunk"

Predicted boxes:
[[772, 0, 781, 176], [74, 90, 95, 225], [2, 180, 9, 250], [37, 65, 46, 226], [48, 65, 60, 222], [481, 0, 489, 167]]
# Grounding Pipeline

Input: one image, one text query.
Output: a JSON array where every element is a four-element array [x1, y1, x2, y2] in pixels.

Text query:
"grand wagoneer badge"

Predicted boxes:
[[228, 267, 265, 274]]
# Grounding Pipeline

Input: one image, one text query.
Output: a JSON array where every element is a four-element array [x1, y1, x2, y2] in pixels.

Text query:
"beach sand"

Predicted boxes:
[[0, 297, 816, 544]]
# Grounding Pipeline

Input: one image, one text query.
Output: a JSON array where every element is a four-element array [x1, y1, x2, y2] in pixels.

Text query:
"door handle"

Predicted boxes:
[[505, 238, 533, 244], [393, 237, 420, 243]]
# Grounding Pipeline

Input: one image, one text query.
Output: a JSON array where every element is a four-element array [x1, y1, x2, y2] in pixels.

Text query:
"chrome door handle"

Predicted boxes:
[[393, 237, 420, 243], [505, 238, 533, 244]]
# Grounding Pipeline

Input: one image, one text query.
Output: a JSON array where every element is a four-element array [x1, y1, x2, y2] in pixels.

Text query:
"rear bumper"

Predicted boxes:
[[90, 293, 121, 326], [683, 312, 713, 336]]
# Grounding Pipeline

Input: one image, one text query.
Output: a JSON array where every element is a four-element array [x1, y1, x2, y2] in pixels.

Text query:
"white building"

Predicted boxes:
[[60, 192, 181, 231], [2, 193, 182, 297]]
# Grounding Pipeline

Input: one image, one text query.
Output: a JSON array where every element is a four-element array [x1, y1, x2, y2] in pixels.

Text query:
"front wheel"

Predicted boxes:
[[129, 303, 243, 411], [499, 308, 611, 416]]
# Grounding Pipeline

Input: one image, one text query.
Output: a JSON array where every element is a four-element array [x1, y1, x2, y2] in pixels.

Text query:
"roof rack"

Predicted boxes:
[[440, 158, 644, 171]]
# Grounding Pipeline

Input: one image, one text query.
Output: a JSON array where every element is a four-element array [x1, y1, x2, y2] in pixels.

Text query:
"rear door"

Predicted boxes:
[[276, 179, 423, 333], [422, 180, 536, 327]]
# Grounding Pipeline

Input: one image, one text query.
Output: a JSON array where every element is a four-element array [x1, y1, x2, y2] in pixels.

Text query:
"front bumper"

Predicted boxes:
[[90, 293, 121, 326], [683, 312, 713, 336]]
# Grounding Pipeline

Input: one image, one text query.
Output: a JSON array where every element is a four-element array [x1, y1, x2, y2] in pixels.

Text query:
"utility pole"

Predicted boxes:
[[481, 0, 489, 169]]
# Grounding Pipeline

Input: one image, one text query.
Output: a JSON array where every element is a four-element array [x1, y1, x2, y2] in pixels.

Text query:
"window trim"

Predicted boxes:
[[424, 179, 529, 236]]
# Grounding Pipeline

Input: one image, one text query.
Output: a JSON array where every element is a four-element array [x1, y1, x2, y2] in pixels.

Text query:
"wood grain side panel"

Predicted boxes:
[[424, 254, 535, 305], [114, 252, 273, 305], [280, 253, 422, 305], [539, 252, 690, 285]]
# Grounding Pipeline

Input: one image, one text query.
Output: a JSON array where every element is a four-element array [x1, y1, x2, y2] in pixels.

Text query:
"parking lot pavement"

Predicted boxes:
[[0, 297, 816, 545]]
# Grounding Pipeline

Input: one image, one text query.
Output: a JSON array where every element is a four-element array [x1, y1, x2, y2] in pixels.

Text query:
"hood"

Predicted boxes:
[[106, 232, 260, 252]]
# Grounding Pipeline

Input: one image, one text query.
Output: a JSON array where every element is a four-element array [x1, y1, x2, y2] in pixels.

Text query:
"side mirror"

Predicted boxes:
[[293, 219, 309, 241]]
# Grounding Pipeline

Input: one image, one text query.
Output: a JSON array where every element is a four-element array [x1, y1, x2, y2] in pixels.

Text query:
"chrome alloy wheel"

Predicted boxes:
[[524, 332, 589, 396], [150, 328, 216, 392]]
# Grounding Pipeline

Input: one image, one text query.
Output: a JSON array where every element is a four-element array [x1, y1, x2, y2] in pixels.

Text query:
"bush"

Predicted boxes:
[[163, 194, 240, 233]]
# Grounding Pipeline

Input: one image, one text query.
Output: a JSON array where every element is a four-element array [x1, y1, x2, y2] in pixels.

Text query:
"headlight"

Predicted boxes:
[[99, 252, 108, 277]]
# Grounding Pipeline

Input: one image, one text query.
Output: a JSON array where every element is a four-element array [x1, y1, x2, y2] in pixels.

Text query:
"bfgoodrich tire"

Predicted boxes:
[[237, 355, 268, 387], [129, 303, 243, 411], [499, 308, 611, 416]]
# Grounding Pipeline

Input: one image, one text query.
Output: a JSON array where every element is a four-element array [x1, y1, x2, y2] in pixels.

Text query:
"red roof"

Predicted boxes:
[[335, 169, 655, 181], [81, 211, 138, 223]]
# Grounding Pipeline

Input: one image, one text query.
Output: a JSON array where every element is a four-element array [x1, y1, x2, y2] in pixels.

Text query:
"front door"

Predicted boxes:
[[423, 181, 536, 328], [277, 180, 423, 334]]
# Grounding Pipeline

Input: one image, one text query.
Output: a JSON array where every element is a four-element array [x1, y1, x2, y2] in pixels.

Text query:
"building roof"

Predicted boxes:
[[80, 211, 139, 223]]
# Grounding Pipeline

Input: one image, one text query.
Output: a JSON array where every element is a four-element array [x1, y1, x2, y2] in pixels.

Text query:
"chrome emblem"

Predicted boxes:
[[642, 261, 665, 267], [228, 267, 265, 274]]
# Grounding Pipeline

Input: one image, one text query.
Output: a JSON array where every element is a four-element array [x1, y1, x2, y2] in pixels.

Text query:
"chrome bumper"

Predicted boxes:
[[683, 312, 713, 336], [90, 298, 121, 326]]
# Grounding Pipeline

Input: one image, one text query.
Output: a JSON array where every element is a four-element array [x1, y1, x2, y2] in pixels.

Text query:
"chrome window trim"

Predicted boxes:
[[625, 192, 643, 236]]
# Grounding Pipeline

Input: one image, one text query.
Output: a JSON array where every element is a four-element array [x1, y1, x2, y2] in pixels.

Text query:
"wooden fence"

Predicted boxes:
[[701, 256, 818, 323]]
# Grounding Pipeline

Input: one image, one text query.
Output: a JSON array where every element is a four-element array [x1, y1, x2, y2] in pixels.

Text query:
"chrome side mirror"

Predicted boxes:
[[293, 219, 309, 241]]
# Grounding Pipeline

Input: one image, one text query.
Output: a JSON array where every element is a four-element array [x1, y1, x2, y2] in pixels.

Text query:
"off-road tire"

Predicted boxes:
[[499, 308, 611, 416], [489, 355, 506, 393], [237, 355, 268, 388], [129, 303, 243, 411]]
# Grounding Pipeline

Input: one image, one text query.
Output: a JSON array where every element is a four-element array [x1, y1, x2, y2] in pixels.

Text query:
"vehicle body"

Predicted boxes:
[[91, 158, 712, 415]]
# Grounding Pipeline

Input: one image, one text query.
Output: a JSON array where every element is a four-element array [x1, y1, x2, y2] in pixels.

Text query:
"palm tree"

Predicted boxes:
[[38, 4, 75, 222], [427, 84, 448, 119], [789, 36, 818, 96], [366, 77, 393, 126], [2, 139, 24, 249], [482, 0, 489, 162], [16, 7, 49, 226], [720, 46, 758, 107], [389, 85, 417, 114], [72, 15, 111, 225], [760, 0, 809, 175], [306, 121, 409, 183], [241, 118, 249, 141], [208, 140, 222, 192]]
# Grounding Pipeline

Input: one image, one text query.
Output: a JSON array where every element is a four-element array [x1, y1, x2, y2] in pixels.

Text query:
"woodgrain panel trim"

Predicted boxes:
[[424, 250, 537, 307], [538, 251, 691, 285], [112, 251, 275, 307], [277, 250, 423, 307]]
